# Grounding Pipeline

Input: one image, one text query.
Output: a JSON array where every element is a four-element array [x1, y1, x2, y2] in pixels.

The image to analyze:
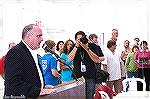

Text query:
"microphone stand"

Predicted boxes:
[[55, 56, 78, 82], [42, 44, 78, 82]]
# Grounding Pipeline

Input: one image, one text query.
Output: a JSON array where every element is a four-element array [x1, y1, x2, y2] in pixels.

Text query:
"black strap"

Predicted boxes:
[[80, 52, 84, 61], [37, 54, 45, 88]]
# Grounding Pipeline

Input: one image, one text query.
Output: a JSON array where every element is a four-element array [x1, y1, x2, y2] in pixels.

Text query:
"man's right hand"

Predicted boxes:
[[40, 88, 55, 96]]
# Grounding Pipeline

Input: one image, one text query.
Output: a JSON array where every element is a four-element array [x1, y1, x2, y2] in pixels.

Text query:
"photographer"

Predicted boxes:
[[68, 31, 105, 99]]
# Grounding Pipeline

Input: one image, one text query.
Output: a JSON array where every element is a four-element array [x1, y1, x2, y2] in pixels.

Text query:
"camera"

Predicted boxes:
[[80, 37, 88, 44], [139, 57, 149, 64]]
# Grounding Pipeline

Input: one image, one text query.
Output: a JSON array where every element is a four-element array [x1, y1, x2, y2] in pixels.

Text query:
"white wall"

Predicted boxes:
[[0, 0, 150, 56]]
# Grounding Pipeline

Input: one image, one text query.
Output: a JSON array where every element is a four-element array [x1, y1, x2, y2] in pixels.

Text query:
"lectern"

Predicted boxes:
[[37, 77, 86, 99]]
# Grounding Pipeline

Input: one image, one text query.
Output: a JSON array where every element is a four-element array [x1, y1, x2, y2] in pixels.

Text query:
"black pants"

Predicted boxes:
[[137, 68, 150, 91]]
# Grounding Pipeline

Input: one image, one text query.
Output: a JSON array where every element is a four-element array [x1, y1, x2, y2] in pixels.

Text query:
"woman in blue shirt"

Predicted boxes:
[[41, 40, 61, 86], [60, 39, 75, 83]]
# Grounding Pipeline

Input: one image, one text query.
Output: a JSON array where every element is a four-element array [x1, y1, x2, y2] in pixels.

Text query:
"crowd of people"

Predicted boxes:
[[0, 24, 150, 99]]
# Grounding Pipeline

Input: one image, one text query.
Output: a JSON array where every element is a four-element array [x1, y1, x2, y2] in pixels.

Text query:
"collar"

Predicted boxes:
[[22, 40, 35, 54], [108, 48, 115, 55], [139, 49, 148, 52]]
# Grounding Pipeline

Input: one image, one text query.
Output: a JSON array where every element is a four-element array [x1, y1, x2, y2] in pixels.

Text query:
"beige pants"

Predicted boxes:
[[106, 79, 123, 94]]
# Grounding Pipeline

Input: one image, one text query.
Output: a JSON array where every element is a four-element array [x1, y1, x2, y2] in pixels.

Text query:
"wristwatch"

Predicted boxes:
[[75, 46, 79, 48]]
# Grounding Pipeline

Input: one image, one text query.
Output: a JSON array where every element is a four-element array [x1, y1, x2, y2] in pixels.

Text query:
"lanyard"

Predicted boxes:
[[80, 52, 84, 61]]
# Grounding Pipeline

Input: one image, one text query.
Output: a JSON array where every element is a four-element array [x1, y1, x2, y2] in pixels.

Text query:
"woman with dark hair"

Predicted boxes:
[[125, 45, 139, 78], [134, 38, 140, 47], [56, 41, 64, 55], [55, 41, 64, 75], [135, 41, 150, 91], [60, 39, 75, 83]]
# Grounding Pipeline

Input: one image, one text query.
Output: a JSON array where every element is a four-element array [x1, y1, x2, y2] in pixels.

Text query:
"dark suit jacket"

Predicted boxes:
[[4, 41, 44, 98]]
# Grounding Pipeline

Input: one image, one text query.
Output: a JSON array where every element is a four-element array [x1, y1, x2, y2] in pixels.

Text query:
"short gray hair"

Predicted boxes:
[[22, 24, 35, 39]]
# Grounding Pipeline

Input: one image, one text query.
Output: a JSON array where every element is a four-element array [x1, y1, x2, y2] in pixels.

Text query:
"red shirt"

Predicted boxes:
[[0, 56, 5, 78], [135, 50, 150, 68]]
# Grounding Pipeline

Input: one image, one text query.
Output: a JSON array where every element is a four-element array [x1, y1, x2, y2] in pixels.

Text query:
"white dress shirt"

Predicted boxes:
[[102, 49, 122, 81], [22, 40, 44, 88]]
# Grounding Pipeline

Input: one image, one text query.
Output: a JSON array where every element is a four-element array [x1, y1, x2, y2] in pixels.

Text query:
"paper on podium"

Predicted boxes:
[[51, 76, 85, 94], [37, 77, 86, 99]]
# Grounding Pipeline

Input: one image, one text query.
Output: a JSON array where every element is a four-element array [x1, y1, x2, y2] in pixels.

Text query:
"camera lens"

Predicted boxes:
[[80, 37, 88, 44]]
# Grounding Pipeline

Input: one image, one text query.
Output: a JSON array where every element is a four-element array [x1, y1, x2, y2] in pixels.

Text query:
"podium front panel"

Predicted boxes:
[[38, 77, 86, 99]]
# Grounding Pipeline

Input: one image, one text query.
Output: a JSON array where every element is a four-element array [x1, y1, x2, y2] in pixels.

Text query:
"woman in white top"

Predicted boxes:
[[55, 41, 64, 71]]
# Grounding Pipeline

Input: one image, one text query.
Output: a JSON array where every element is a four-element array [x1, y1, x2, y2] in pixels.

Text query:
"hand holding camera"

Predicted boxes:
[[75, 38, 80, 47], [79, 37, 89, 51], [139, 57, 150, 64], [80, 36, 88, 44]]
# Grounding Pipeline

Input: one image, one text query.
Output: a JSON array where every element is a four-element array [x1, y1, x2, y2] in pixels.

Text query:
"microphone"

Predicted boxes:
[[42, 43, 60, 59], [42, 43, 66, 65], [42, 43, 78, 81]]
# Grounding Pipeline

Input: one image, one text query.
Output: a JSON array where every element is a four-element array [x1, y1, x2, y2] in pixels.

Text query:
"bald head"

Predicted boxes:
[[111, 29, 118, 41], [22, 24, 43, 50]]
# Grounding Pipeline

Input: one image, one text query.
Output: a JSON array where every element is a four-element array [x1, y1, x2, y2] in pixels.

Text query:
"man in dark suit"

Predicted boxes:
[[4, 24, 54, 98]]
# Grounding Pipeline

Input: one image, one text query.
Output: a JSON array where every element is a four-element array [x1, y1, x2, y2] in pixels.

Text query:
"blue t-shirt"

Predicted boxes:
[[40, 54, 58, 86], [60, 53, 74, 82]]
